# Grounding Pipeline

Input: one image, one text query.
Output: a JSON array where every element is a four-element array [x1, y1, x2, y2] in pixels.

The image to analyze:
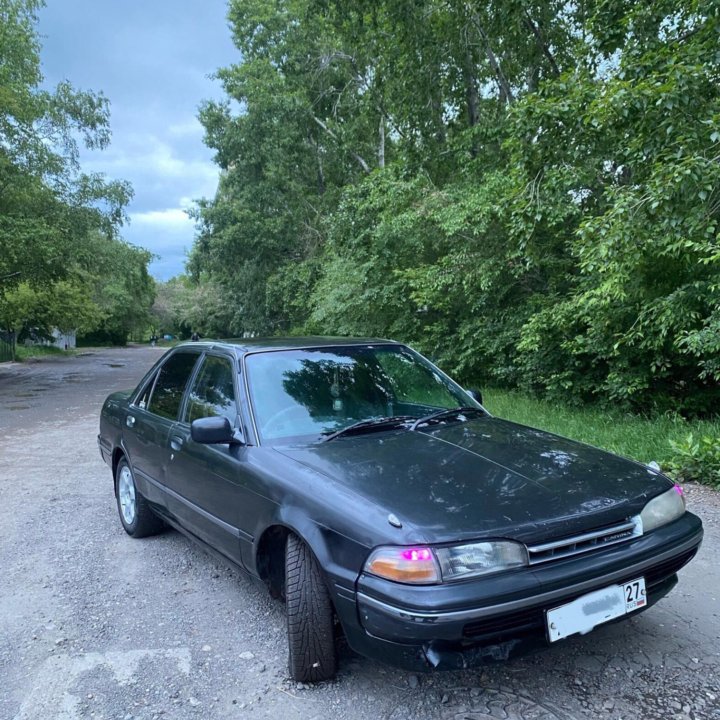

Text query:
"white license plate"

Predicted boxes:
[[547, 577, 647, 642]]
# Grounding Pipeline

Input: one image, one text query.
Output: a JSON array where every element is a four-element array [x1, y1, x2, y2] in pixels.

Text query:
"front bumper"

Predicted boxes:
[[334, 512, 703, 671]]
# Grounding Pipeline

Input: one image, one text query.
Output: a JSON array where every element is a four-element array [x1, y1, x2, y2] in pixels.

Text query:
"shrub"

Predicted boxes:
[[666, 434, 720, 489]]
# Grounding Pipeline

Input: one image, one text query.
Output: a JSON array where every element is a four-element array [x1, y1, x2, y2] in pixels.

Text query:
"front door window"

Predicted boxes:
[[183, 355, 237, 424], [148, 352, 201, 420]]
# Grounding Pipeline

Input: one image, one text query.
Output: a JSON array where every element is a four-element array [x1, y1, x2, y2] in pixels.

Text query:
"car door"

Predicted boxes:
[[164, 352, 252, 564], [123, 350, 202, 504]]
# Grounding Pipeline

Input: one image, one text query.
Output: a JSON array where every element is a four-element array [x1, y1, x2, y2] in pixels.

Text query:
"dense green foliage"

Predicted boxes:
[[667, 433, 720, 488], [190, 0, 720, 415], [0, 0, 153, 347], [149, 276, 232, 339], [13, 343, 72, 361]]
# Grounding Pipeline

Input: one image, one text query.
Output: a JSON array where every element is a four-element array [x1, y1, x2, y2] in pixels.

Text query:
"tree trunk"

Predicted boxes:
[[316, 142, 326, 195], [464, 45, 480, 129], [523, 9, 560, 77], [527, 63, 540, 93], [467, 8, 515, 104], [311, 115, 371, 174], [431, 91, 446, 146], [378, 116, 385, 168]]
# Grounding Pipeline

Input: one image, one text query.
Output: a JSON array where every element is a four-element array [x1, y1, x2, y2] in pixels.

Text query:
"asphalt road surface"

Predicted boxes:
[[1, 346, 718, 720]]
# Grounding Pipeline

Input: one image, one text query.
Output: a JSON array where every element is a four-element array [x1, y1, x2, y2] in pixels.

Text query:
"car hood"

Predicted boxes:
[[274, 417, 671, 544]]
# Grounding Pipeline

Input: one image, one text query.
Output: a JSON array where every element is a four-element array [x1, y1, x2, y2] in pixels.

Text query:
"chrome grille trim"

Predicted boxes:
[[526, 516, 642, 565]]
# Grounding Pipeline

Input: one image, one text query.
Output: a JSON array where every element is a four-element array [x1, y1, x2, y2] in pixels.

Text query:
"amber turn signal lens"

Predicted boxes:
[[364, 546, 440, 584]]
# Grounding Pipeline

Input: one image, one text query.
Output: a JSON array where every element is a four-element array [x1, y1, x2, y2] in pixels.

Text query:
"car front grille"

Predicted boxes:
[[526, 517, 642, 565], [462, 606, 544, 641]]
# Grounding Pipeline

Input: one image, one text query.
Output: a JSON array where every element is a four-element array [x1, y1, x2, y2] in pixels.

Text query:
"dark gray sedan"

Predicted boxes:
[[98, 337, 703, 682]]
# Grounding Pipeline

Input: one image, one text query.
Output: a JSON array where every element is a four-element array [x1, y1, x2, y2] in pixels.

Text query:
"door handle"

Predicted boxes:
[[170, 435, 184, 451], [126, 415, 135, 428]]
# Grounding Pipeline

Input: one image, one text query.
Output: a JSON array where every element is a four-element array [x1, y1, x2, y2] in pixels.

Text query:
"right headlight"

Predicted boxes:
[[640, 485, 686, 533], [434, 541, 527, 581], [364, 540, 527, 585]]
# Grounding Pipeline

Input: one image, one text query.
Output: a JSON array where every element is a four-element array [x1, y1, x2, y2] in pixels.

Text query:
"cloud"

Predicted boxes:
[[124, 207, 197, 280], [130, 208, 194, 229], [37, 0, 237, 279], [168, 119, 206, 139], [81, 136, 218, 190]]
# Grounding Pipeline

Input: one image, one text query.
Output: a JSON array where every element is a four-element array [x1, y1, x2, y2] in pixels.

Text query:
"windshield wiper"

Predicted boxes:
[[322, 415, 415, 442], [409, 406, 485, 432]]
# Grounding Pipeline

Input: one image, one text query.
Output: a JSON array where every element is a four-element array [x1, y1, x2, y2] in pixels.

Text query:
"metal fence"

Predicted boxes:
[[0, 331, 15, 363]]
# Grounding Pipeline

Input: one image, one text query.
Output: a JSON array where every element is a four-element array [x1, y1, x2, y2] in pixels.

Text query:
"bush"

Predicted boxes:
[[14, 345, 70, 362], [666, 434, 720, 489]]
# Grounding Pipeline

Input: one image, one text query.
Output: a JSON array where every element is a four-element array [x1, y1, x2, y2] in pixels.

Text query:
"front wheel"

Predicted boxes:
[[285, 533, 337, 682], [115, 458, 164, 538]]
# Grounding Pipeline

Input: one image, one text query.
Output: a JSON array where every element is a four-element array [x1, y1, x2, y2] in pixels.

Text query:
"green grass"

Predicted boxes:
[[483, 388, 720, 468], [13, 345, 75, 362]]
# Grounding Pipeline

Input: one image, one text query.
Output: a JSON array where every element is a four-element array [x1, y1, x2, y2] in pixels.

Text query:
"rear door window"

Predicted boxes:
[[148, 352, 201, 420]]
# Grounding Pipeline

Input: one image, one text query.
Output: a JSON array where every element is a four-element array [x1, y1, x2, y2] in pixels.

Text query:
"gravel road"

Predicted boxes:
[[1, 346, 718, 720]]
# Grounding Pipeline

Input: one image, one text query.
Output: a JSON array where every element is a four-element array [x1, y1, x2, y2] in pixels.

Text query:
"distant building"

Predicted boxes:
[[24, 328, 77, 350], [49, 329, 77, 350]]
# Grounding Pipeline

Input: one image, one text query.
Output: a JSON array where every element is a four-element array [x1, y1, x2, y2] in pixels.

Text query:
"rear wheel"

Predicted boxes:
[[285, 533, 337, 682], [115, 458, 164, 538]]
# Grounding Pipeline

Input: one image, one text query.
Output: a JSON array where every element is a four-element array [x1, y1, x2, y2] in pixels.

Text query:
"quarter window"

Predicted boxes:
[[148, 352, 201, 420], [135, 372, 157, 410], [184, 355, 237, 424]]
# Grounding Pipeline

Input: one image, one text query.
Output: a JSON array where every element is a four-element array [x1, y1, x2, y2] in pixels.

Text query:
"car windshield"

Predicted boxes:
[[245, 344, 478, 442]]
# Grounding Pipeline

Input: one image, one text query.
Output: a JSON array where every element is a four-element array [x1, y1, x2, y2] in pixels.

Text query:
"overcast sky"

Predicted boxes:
[[38, 0, 238, 280]]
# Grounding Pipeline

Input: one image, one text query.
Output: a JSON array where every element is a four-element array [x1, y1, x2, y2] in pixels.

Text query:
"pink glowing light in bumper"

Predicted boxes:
[[674, 484, 684, 495]]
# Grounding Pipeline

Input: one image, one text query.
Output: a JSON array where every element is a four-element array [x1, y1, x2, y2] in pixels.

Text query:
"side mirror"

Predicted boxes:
[[191, 416, 239, 444], [466, 388, 483, 406]]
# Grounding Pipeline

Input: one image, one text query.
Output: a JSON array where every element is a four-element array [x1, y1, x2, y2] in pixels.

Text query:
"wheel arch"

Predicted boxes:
[[111, 446, 126, 481], [255, 524, 291, 598], [253, 507, 353, 601]]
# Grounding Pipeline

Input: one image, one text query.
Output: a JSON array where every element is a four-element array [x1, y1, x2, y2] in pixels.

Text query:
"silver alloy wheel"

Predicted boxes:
[[118, 466, 136, 525]]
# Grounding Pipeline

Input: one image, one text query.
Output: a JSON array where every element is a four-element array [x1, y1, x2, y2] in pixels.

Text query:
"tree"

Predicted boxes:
[[0, 0, 133, 293], [0, 0, 154, 348], [0, 280, 101, 341], [191, 0, 720, 415], [0, 235, 155, 345], [150, 275, 233, 339], [84, 236, 156, 344]]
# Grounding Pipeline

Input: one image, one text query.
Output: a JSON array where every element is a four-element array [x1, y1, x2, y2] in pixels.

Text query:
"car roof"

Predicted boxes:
[[177, 336, 400, 355]]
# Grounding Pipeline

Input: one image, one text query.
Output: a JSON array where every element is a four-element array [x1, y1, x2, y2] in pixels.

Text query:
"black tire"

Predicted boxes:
[[285, 533, 338, 682], [114, 457, 164, 538]]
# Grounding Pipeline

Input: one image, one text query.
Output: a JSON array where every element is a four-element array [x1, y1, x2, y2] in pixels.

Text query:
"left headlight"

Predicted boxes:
[[640, 485, 686, 533]]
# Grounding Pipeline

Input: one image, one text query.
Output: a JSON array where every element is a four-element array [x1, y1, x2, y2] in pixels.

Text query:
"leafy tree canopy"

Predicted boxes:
[[191, 0, 720, 415], [0, 0, 153, 346]]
